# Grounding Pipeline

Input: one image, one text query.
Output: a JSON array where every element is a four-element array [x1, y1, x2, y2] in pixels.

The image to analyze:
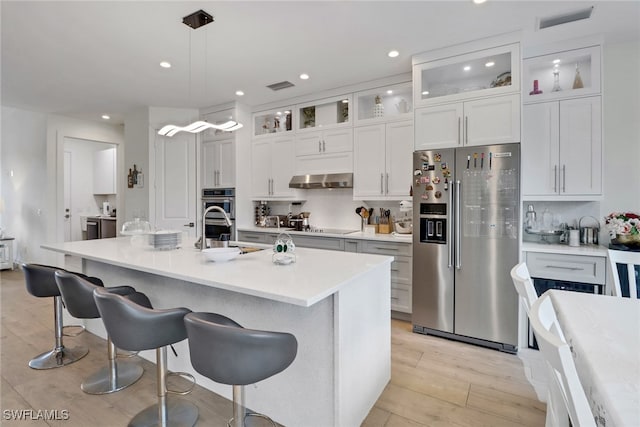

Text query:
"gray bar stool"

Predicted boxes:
[[184, 312, 298, 427], [93, 287, 198, 427], [22, 264, 99, 369], [55, 271, 150, 394]]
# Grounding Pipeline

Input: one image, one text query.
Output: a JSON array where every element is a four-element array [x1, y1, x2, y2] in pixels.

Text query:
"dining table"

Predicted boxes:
[[547, 290, 640, 427]]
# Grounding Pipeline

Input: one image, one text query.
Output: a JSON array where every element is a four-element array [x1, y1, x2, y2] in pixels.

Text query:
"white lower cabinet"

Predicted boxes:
[[238, 231, 412, 314]]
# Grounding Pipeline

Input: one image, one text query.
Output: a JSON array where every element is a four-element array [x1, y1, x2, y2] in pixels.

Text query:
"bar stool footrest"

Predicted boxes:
[[165, 371, 196, 395], [62, 324, 85, 337], [228, 412, 278, 427]]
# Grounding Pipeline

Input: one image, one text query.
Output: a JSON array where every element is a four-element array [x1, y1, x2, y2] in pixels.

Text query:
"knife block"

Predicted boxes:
[[378, 224, 391, 234]]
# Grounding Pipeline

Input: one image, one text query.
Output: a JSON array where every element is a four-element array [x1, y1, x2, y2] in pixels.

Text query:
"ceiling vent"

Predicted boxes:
[[538, 6, 594, 30], [182, 10, 214, 29], [267, 81, 295, 91]]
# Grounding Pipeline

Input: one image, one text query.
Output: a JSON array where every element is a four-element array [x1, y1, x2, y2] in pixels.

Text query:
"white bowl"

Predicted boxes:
[[202, 247, 241, 262]]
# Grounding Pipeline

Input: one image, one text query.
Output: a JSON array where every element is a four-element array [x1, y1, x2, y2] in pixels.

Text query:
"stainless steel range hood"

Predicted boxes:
[[289, 173, 353, 189]]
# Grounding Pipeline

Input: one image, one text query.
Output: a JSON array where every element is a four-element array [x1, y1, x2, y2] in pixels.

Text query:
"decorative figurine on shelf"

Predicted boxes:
[[552, 69, 562, 92], [529, 79, 543, 95], [373, 95, 384, 118], [396, 98, 409, 114], [572, 63, 584, 89]]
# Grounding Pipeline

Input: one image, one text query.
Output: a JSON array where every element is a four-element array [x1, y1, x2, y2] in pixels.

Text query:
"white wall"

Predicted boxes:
[[601, 39, 640, 234], [1, 107, 48, 264], [123, 108, 150, 221]]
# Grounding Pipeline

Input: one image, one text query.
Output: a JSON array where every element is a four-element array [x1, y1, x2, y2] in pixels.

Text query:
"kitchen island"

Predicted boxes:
[[42, 237, 392, 427]]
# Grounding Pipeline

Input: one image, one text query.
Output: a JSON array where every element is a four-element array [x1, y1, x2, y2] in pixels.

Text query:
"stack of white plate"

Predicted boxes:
[[147, 230, 182, 250]]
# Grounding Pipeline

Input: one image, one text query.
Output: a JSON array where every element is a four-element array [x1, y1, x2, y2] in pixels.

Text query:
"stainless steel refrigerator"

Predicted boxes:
[[412, 143, 520, 352]]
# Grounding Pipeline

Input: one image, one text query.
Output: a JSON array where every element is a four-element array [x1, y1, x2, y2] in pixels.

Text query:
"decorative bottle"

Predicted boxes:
[[373, 95, 384, 118], [572, 63, 584, 89], [552, 69, 562, 92]]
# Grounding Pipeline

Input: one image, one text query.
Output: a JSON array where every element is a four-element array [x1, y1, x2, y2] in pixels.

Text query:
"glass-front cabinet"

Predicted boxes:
[[354, 82, 413, 125], [295, 94, 351, 131], [413, 43, 520, 107], [252, 106, 294, 138], [523, 45, 601, 104]]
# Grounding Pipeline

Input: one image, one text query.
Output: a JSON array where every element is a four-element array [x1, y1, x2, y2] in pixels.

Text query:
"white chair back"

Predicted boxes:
[[510, 262, 539, 314], [529, 293, 596, 427], [607, 249, 640, 299]]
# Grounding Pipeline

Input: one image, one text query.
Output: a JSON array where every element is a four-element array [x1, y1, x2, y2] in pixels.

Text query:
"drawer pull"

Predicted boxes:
[[391, 297, 399, 301], [376, 247, 398, 251], [545, 265, 585, 271], [391, 268, 399, 272]]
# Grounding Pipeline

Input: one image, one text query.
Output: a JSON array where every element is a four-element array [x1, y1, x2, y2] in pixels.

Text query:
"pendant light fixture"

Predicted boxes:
[[158, 10, 243, 137]]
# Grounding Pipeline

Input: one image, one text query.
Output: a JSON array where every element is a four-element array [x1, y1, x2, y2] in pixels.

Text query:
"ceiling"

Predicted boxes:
[[2, 1, 639, 125]]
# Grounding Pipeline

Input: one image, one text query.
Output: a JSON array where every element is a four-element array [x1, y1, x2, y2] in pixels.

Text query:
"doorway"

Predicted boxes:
[[63, 137, 118, 242]]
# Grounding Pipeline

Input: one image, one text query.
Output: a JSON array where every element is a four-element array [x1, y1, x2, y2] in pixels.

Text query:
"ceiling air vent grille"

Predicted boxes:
[[538, 6, 594, 30], [267, 81, 295, 91]]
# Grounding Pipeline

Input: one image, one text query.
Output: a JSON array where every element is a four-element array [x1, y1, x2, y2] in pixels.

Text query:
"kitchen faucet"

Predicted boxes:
[[201, 206, 233, 251]]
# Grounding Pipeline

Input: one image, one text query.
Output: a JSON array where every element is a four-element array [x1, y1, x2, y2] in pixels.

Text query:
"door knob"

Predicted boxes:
[[184, 222, 195, 228]]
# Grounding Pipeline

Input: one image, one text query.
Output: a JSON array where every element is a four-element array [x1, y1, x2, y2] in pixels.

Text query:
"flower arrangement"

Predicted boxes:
[[604, 212, 640, 237]]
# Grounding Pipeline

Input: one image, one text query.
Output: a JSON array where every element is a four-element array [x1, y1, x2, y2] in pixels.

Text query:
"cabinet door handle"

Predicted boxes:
[[380, 174, 384, 194], [318, 141, 322, 153], [271, 178, 274, 195], [386, 173, 389, 194], [464, 116, 469, 145], [562, 165, 566, 193], [554, 165, 558, 193], [323, 140, 326, 152], [545, 265, 585, 271], [458, 117, 461, 146]]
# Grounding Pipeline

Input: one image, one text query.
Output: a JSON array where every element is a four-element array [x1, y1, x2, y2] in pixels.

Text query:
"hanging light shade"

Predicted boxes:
[[158, 120, 243, 137]]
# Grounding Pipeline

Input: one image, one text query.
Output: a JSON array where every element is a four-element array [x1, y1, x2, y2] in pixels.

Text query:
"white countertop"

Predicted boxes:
[[42, 237, 392, 307], [239, 226, 413, 243], [522, 241, 608, 257]]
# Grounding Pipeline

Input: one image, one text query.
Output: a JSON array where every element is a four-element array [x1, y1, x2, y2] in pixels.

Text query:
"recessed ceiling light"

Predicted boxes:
[[160, 61, 171, 68], [235, 90, 244, 96], [387, 90, 393, 94], [463, 65, 471, 71], [284, 110, 291, 114], [341, 99, 349, 103], [101, 115, 110, 120], [553, 59, 561, 64], [276, 111, 282, 115], [473, 0, 487, 4], [422, 91, 430, 95], [387, 50, 399, 58], [299, 73, 310, 80], [485, 61, 495, 67]]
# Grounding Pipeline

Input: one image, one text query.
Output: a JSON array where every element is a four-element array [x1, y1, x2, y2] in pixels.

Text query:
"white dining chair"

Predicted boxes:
[[529, 293, 596, 427], [510, 262, 539, 314], [607, 249, 640, 299]]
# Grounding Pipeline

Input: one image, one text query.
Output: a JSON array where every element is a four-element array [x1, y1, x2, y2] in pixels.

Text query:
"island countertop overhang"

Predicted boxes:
[[41, 237, 393, 307]]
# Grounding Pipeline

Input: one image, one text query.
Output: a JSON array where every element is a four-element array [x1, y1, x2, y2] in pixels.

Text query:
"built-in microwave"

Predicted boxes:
[[202, 188, 235, 220]]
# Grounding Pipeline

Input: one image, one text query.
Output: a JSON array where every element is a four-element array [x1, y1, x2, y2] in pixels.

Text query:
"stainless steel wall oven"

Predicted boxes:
[[202, 188, 235, 239]]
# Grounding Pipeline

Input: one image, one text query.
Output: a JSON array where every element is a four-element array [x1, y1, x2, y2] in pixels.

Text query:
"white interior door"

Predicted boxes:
[[154, 133, 197, 237], [63, 151, 72, 241]]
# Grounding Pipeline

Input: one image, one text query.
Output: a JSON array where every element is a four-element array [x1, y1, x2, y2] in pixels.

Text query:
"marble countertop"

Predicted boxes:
[[239, 227, 413, 244], [522, 241, 608, 257], [42, 237, 392, 307]]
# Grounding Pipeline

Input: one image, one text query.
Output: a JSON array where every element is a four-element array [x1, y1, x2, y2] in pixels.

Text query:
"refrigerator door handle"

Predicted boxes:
[[455, 180, 462, 269], [448, 182, 454, 268]]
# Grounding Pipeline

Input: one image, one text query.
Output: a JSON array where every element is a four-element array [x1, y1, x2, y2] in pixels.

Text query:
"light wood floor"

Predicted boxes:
[[1, 268, 545, 426]]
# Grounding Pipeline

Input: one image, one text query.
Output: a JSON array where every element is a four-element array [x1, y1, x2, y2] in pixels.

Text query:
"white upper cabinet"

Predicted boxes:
[[202, 139, 235, 188], [415, 93, 520, 150], [93, 147, 116, 194], [354, 121, 413, 200], [294, 128, 353, 175], [354, 82, 413, 125], [413, 43, 520, 108], [252, 106, 294, 138], [413, 40, 521, 150], [295, 95, 351, 132], [523, 45, 601, 104], [522, 96, 602, 198], [251, 135, 300, 199]]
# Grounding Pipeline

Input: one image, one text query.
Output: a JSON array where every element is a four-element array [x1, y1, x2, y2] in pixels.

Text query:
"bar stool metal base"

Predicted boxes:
[[81, 361, 143, 395], [228, 412, 277, 427], [128, 400, 198, 427], [28, 345, 88, 370]]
